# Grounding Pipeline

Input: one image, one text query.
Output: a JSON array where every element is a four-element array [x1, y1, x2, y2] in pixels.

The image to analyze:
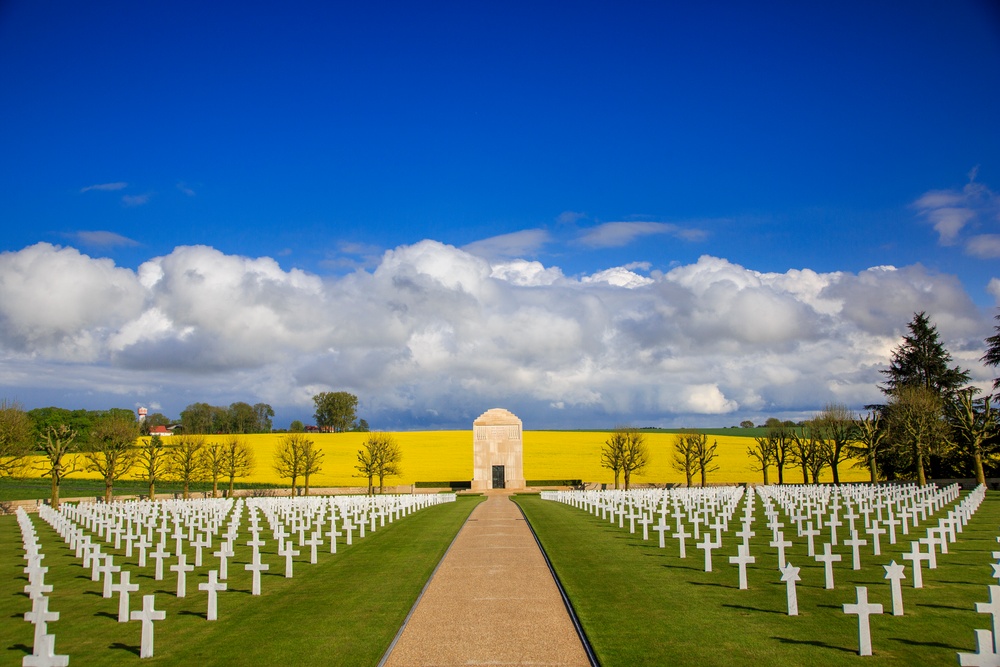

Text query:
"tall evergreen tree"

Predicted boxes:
[[983, 312, 1000, 390], [880, 311, 970, 398]]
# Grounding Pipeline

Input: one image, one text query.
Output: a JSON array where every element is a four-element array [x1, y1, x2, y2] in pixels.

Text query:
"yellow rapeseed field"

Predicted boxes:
[[41, 431, 869, 487]]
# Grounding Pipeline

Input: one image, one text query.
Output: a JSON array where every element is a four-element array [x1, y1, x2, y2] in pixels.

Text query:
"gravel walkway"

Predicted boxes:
[[381, 491, 592, 666]]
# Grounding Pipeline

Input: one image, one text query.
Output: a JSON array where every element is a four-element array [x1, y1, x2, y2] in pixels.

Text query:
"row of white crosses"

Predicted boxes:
[[543, 481, 981, 657], [751, 482, 978, 657], [955, 485, 1000, 666], [35, 502, 169, 659], [17, 508, 70, 667], [25, 492, 457, 660]]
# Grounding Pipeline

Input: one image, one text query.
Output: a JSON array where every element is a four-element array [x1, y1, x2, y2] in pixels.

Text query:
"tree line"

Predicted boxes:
[[0, 403, 403, 505], [0, 389, 393, 505], [599, 310, 1000, 489], [744, 311, 1000, 486]]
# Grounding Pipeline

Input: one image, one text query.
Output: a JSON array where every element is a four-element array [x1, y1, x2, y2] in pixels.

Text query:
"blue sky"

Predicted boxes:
[[0, 1, 998, 429]]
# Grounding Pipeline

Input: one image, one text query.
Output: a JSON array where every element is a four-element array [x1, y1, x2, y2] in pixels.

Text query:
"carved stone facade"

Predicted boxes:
[[471, 408, 525, 491]]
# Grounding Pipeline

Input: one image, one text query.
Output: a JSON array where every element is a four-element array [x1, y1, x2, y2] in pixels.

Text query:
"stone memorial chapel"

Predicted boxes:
[[471, 408, 525, 490]]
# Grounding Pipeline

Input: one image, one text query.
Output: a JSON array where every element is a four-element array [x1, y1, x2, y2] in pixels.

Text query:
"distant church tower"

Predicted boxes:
[[471, 408, 525, 491]]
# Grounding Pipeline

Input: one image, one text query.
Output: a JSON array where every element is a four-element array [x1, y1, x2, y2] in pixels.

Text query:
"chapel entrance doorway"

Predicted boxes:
[[492, 465, 505, 489]]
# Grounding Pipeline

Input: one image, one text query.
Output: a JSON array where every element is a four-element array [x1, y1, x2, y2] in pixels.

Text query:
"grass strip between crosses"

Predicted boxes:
[[1, 495, 484, 666], [514, 491, 1000, 667]]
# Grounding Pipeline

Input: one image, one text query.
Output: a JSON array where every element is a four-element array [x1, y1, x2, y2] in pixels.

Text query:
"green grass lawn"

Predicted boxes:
[[515, 490, 998, 666], [2, 494, 483, 666]]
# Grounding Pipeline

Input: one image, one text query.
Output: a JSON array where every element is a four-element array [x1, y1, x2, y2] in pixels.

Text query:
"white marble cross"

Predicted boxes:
[[170, 553, 194, 598], [24, 595, 59, 653], [843, 586, 883, 657], [245, 550, 269, 596], [213, 543, 234, 580], [770, 531, 792, 568], [653, 517, 670, 548], [101, 558, 122, 599], [898, 507, 911, 535], [150, 544, 170, 581], [111, 570, 140, 622], [866, 521, 886, 556], [710, 517, 725, 545], [902, 541, 931, 588], [780, 562, 800, 616], [638, 514, 652, 541], [89, 551, 105, 582], [21, 632, 69, 667], [674, 523, 691, 559], [736, 522, 755, 548], [130, 594, 166, 659], [305, 532, 322, 564], [697, 534, 719, 572], [815, 542, 842, 590], [883, 561, 906, 616], [23, 575, 53, 601], [801, 521, 820, 557], [135, 533, 151, 568], [827, 512, 843, 546], [343, 518, 355, 546], [976, 585, 1000, 653], [191, 534, 210, 567], [844, 530, 867, 571], [326, 521, 342, 554], [884, 511, 900, 545], [958, 629, 1000, 667], [925, 528, 946, 560], [199, 570, 227, 621], [279, 541, 300, 578], [728, 544, 755, 590]]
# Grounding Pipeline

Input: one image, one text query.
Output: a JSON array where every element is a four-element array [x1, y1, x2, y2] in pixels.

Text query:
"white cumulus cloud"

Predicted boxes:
[[0, 239, 994, 428]]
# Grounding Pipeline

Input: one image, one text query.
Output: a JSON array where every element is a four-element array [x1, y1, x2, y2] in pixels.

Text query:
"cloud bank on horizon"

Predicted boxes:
[[0, 235, 994, 430]]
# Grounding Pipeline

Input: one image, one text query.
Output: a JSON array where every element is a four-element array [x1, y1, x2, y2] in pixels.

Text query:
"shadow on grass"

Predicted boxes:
[[109, 642, 141, 657], [179, 609, 207, 620], [659, 562, 701, 571], [7, 643, 31, 656], [935, 580, 983, 587], [773, 636, 856, 654], [723, 603, 784, 615], [917, 602, 970, 611], [686, 581, 731, 588], [889, 637, 963, 650], [94, 611, 117, 620]]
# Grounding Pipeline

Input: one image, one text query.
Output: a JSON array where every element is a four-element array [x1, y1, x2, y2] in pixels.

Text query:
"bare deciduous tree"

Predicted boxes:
[[167, 435, 208, 499], [693, 434, 720, 487], [36, 425, 79, 508], [747, 435, 776, 485], [133, 435, 169, 499], [671, 434, 699, 487], [300, 439, 325, 496], [947, 389, 997, 486], [848, 412, 887, 483], [86, 412, 140, 502], [222, 436, 255, 497], [886, 386, 950, 486], [200, 440, 226, 498], [602, 427, 649, 490], [355, 432, 401, 495], [813, 403, 856, 484], [274, 434, 313, 494]]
